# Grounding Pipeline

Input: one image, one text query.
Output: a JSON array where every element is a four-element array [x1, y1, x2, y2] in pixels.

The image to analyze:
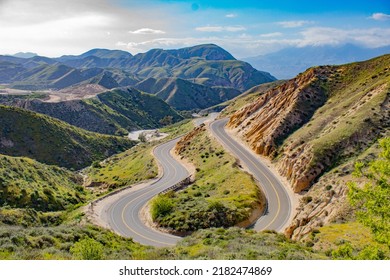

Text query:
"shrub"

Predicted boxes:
[[151, 195, 174, 221], [91, 161, 101, 168], [70, 237, 104, 260]]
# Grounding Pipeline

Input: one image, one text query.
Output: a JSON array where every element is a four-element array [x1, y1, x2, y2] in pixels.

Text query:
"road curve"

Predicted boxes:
[[210, 118, 291, 231], [107, 117, 291, 247], [107, 138, 188, 247]]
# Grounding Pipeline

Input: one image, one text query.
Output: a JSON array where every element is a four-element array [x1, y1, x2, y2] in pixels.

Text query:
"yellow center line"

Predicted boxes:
[[119, 142, 181, 246], [211, 120, 282, 230]]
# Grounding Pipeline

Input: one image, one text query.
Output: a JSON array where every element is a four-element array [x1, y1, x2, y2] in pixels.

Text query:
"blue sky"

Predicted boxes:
[[0, 0, 389, 57]]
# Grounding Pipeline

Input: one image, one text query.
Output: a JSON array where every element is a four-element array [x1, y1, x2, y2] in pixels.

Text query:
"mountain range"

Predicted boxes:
[[0, 44, 275, 110], [245, 44, 390, 79]]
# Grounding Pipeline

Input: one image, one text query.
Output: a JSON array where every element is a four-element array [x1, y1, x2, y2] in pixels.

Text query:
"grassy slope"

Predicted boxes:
[[152, 126, 263, 232], [84, 120, 195, 191], [96, 88, 183, 129], [0, 155, 84, 212], [0, 225, 149, 260], [282, 55, 390, 166], [172, 60, 276, 91], [85, 144, 157, 190], [0, 105, 135, 169], [166, 228, 326, 260], [136, 77, 241, 111], [312, 222, 390, 259], [0, 154, 88, 227], [0, 225, 326, 260]]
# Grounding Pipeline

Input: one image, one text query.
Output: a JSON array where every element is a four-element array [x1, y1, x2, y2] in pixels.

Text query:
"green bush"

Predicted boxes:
[[70, 237, 104, 260], [151, 195, 174, 221]]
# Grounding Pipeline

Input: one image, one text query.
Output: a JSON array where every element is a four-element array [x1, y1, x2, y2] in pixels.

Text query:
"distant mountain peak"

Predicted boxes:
[[169, 44, 236, 61], [79, 48, 133, 59], [12, 52, 38, 58]]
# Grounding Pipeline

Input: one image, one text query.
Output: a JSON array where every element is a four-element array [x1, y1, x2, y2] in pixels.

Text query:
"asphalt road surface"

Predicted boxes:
[[209, 118, 291, 231], [107, 138, 188, 247]]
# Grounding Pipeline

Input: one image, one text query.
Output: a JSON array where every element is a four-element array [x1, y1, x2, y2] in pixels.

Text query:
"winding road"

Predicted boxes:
[[210, 118, 291, 231], [107, 138, 187, 247], [106, 117, 292, 247]]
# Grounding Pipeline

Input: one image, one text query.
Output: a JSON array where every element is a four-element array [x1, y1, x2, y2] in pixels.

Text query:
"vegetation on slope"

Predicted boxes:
[[84, 144, 157, 190], [348, 137, 390, 248], [84, 119, 194, 192], [135, 77, 241, 111], [0, 225, 148, 260], [165, 228, 326, 260], [229, 54, 390, 192], [151, 125, 263, 233], [307, 138, 390, 260], [0, 224, 326, 260], [216, 80, 286, 117], [0, 87, 183, 135], [97, 88, 182, 128], [0, 155, 84, 212], [0, 105, 134, 169]]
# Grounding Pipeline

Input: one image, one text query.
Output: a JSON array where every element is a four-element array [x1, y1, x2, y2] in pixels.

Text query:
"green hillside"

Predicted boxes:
[[135, 77, 241, 110], [0, 155, 84, 213], [96, 88, 183, 127], [0, 87, 183, 135], [0, 105, 135, 169]]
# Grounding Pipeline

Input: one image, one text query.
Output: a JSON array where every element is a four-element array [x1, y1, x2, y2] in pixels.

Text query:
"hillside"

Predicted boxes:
[[0, 87, 183, 135], [226, 54, 390, 239], [0, 105, 135, 169], [0, 154, 84, 214], [135, 77, 241, 110]]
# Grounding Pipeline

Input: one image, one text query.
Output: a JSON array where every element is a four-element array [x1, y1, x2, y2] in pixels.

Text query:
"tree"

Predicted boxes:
[[138, 132, 147, 143], [70, 237, 104, 260], [348, 137, 390, 247], [159, 116, 173, 126]]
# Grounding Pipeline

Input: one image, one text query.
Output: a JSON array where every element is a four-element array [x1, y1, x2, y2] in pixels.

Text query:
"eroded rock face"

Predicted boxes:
[[228, 67, 330, 191], [285, 168, 353, 240]]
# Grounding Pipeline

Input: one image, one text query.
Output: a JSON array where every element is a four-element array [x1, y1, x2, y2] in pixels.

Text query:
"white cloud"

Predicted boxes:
[[298, 27, 390, 48], [259, 32, 283, 38], [225, 13, 237, 18], [195, 26, 246, 32], [370, 13, 390, 21], [129, 28, 166, 35], [277, 20, 313, 28]]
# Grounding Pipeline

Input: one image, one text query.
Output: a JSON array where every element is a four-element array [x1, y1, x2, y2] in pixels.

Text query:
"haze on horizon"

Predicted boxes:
[[0, 0, 389, 58]]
